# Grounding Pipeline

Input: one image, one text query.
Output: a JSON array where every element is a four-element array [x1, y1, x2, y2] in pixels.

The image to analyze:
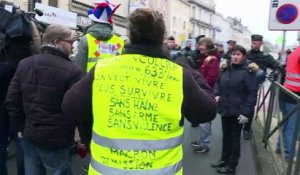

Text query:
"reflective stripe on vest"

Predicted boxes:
[[285, 72, 300, 88], [285, 79, 300, 87], [92, 131, 183, 150], [286, 72, 300, 79], [90, 54, 184, 175], [90, 158, 183, 175], [86, 33, 124, 72]]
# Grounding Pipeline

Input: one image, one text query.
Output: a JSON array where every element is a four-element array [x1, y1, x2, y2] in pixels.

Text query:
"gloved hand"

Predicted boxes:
[[186, 56, 193, 63], [237, 115, 249, 124], [186, 56, 196, 68], [176, 51, 182, 57], [269, 71, 279, 81]]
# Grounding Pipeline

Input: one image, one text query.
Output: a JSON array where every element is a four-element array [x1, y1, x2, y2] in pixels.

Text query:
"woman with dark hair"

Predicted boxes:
[[212, 45, 259, 174], [197, 38, 219, 89], [191, 37, 219, 153]]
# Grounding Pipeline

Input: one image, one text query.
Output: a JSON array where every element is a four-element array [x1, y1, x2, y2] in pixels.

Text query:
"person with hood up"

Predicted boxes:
[[212, 45, 259, 174], [75, 0, 125, 72]]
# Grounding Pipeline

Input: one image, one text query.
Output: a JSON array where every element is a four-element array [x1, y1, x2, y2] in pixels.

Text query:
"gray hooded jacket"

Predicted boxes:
[[75, 23, 113, 71]]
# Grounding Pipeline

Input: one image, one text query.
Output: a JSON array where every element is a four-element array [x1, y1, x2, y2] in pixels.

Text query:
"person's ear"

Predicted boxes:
[[53, 39, 60, 46]]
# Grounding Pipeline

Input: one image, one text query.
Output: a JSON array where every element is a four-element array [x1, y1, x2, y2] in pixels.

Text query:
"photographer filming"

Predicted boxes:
[[0, 1, 42, 174]]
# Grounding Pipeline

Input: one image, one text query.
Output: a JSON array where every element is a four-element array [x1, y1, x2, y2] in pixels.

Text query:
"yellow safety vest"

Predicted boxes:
[[90, 54, 184, 175], [86, 33, 124, 72]]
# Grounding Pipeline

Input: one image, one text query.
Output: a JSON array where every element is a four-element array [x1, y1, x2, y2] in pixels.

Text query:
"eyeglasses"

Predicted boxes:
[[62, 39, 74, 45]]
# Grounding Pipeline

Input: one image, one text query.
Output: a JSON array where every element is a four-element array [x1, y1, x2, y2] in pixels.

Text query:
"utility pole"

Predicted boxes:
[[128, 0, 131, 15], [28, 0, 32, 11], [127, 0, 131, 36], [28, 0, 41, 11], [297, 31, 300, 45]]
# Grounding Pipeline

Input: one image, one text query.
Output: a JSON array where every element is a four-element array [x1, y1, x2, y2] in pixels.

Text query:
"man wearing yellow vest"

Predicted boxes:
[[75, 0, 124, 72], [63, 8, 217, 175]]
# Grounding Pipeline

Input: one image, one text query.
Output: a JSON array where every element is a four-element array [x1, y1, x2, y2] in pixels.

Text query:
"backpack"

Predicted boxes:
[[0, 6, 32, 58], [6, 12, 32, 40], [0, 7, 12, 50]]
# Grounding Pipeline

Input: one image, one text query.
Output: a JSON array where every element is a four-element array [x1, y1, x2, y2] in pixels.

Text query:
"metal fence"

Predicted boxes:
[[255, 79, 300, 175]]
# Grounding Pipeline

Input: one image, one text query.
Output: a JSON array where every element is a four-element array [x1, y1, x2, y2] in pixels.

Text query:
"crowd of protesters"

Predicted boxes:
[[1, 0, 300, 175]]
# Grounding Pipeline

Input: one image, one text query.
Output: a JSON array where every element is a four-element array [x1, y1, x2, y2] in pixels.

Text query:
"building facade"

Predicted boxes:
[[148, 0, 169, 37], [8, 0, 254, 47], [226, 17, 252, 50], [148, 0, 190, 45], [9, 0, 129, 35], [213, 13, 231, 45], [188, 0, 215, 38], [212, 14, 252, 50], [239, 27, 252, 50], [168, 0, 190, 45]]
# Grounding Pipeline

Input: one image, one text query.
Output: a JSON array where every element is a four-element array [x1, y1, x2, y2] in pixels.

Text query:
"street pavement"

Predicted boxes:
[[183, 116, 257, 175], [7, 115, 257, 175]]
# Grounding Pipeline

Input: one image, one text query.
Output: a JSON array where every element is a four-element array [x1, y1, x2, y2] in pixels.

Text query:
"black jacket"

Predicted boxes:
[[185, 50, 202, 70], [246, 50, 281, 72], [223, 50, 232, 60], [0, 61, 16, 144], [182, 47, 193, 58], [62, 44, 217, 146], [217, 60, 259, 118], [6, 45, 84, 150], [0, 61, 16, 103]]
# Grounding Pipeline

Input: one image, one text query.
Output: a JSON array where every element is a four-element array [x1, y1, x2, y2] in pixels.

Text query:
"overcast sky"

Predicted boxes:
[[214, 0, 299, 48]]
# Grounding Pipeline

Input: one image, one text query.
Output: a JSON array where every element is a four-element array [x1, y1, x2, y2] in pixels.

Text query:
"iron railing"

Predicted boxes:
[[256, 78, 300, 175]]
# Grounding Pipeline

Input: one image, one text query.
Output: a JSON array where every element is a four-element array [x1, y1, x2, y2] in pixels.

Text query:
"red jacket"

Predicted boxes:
[[284, 46, 300, 92], [198, 54, 220, 88]]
